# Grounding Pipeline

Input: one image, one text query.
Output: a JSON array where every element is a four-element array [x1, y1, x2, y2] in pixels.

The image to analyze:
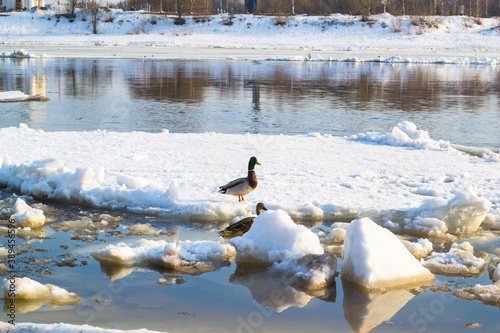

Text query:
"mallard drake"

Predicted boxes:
[[219, 156, 260, 202], [220, 202, 267, 237]]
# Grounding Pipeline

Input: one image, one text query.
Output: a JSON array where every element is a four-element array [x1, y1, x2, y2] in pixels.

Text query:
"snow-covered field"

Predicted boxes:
[[0, 9, 499, 62]]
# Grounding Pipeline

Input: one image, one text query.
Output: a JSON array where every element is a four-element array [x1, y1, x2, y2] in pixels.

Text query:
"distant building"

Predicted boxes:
[[3, 0, 44, 10]]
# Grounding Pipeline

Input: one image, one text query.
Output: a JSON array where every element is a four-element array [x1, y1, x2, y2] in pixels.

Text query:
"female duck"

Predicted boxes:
[[220, 203, 267, 237], [219, 156, 260, 202]]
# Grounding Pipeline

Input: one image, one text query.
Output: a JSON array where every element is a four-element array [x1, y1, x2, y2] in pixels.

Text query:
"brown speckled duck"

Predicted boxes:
[[218, 157, 260, 202], [219, 202, 267, 237]]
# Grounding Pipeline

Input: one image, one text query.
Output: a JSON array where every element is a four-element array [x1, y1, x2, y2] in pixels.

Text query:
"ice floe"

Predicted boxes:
[[488, 257, 500, 283], [92, 239, 235, 276], [9, 198, 46, 228], [0, 322, 165, 333], [454, 282, 500, 305], [361, 188, 492, 236], [421, 242, 486, 276], [230, 209, 324, 264], [2, 277, 79, 314], [341, 217, 435, 290], [403, 238, 433, 259], [0, 90, 49, 102]]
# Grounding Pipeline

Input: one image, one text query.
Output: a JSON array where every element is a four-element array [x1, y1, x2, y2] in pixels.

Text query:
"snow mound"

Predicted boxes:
[[230, 209, 324, 264], [341, 217, 435, 290], [422, 242, 485, 276], [351, 121, 443, 150], [404, 238, 433, 259], [403, 217, 448, 238], [92, 239, 235, 274], [269, 253, 337, 291], [0, 322, 165, 333], [10, 198, 45, 228]]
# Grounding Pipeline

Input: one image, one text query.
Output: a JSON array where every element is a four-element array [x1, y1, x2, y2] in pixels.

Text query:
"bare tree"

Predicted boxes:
[[88, 0, 101, 34], [66, 0, 78, 17]]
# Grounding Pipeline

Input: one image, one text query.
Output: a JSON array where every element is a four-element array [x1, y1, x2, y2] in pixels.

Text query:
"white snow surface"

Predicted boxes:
[[341, 217, 435, 290], [0, 11, 500, 63], [0, 122, 498, 223], [0, 322, 165, 333], [230, 209, 324, 264], [9, 198, 46, 228]]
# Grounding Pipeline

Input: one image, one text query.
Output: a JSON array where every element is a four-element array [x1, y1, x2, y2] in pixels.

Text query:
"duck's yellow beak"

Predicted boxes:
[[256, 160, 261, 165]]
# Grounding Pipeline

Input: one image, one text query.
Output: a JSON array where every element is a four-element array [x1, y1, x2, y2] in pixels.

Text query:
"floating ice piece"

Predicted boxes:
[[10, 198, 45, 228], [126, 223, 161, 236], [488, 257, 500, 283], [422, 242, 485, 276], [403, 217, 448, 238], [230, 209, 323, 264], [351, 121, 443, 150], [2, 277, 50, 300], [454, 282, 500, 305], [341, 217, 435, 290], [0, 90, 49, 102], [0, 322, 165, 333], [342, 278, 415, 333], [269, 253, 337, 291], [404, 238, 433, 259], [92, 239, 235, 275], [361, 189, 491, 235], [46, 284, 80, 307]]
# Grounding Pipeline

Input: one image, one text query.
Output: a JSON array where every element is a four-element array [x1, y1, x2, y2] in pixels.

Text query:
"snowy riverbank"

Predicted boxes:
[[0, 10, 500, 62]]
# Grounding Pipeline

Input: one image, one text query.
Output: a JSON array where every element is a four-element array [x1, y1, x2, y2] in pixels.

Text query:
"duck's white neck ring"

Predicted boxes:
[[248, 169, 255, 172]]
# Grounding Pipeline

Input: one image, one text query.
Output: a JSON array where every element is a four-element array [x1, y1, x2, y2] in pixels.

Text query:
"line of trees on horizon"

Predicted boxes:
[[107, 0, 500, 17]]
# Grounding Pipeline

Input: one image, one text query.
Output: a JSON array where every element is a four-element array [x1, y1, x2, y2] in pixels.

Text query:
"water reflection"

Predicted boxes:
[[1, 58, 500, 148], [342, 277, 415, 333]]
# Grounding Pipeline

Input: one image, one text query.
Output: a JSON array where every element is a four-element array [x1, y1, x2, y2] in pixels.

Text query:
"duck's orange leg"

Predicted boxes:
[[238, 195, 245, 202]]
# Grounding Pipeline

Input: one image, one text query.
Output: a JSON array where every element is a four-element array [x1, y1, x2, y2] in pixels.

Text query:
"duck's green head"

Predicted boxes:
[[248, 156, 261, 170]]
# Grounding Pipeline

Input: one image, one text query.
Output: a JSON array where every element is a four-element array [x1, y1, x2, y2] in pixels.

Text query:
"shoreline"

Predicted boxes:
[[2, 44, 500, 63]]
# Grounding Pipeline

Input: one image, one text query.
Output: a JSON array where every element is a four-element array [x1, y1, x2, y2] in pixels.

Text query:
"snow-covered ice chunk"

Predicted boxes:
[[404, 217, 448, 238], [342, 278, 415, 333], [422, 242, 485, 276], [0, 322, 165, 333], [269, 253, 337, 291], [92, 239, 235, 274], [0, 90, 49, 102], [351, 121, 443, 150], [362, 189, 491, 235], [46, 284, 80, 307], [341, 217, 435, 290], [116, 175, 150, 189], [488, 257, 500, 283], [454, 282, 500, 305], [230, 209, 323, 264], [2, 277, 50, 300], [10, 198, 45, 228], [404, 238, 433, 259]]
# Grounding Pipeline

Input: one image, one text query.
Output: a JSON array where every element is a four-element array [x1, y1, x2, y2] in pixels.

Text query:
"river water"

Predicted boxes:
[[1, 58, 499, 148], [1, 58, 500, 332]]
